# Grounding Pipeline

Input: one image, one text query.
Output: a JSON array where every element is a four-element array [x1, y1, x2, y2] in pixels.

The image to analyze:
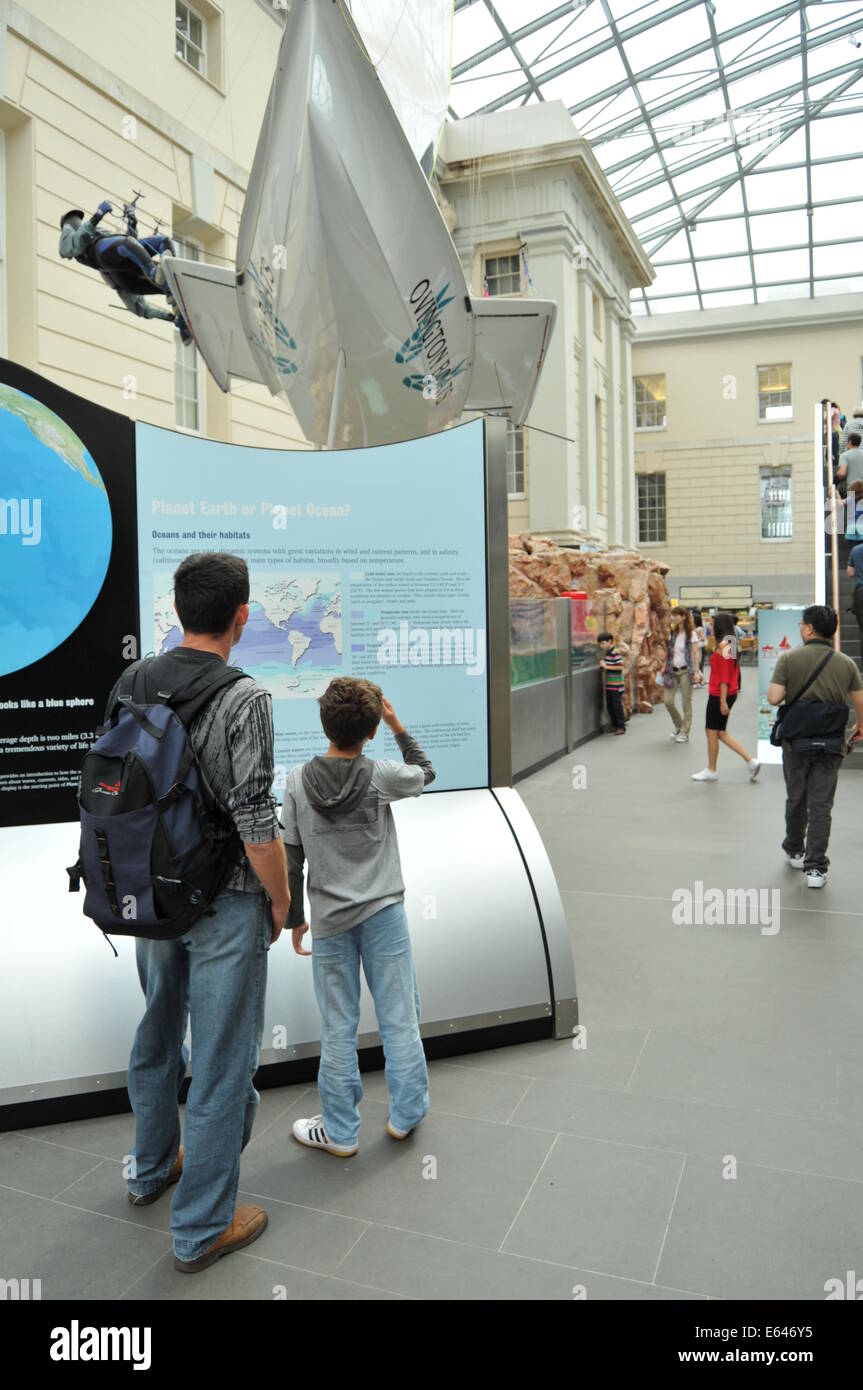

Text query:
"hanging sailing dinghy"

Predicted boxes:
[[162, 0, 556, 446]]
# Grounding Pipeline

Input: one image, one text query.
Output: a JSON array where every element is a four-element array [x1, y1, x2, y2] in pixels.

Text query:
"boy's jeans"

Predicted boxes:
[[126, 889, 270, 1262], [312, 901, 429, 1146]]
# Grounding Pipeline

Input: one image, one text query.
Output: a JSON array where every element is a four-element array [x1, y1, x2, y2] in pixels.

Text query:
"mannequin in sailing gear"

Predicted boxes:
[[59, 203, 193, 344]]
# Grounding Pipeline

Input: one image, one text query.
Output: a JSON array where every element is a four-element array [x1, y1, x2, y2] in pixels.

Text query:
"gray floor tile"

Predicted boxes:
[[0, 1132, 113, 1199], [237, 1098, 555, 1248], [360, 1059, 533, 1122], [656, 1154, 863, 1299], [0, 1185, 170, 1300], [503, 1133, 685, 1283], [627, 1029, 840, 1119], [445, 1029, 650, 1091], [508, 1076, 863, 1182], [123, 1247, 405, 1300], [773, 984, 863, 1053], [337, 1222, 705, 1300]]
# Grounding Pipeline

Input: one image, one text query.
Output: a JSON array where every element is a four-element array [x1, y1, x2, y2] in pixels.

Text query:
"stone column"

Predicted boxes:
[[523, 228, 580, 540], [575, 266, 597, 537], [621, 325, 637, 548]]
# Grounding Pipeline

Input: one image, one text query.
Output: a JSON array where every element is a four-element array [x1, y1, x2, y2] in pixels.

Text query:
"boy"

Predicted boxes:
[[597, 630, 626, 735], [281, 677, 435, 1155]]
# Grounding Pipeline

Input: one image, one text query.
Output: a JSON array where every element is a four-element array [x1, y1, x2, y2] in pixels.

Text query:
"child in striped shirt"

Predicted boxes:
[[598, 631, 626, 735]]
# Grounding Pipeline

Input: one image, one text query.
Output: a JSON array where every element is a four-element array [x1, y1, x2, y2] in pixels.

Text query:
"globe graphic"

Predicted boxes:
[[0, 384, 113, 678]]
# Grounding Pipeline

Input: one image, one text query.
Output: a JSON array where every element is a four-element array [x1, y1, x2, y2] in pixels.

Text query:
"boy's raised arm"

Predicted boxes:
[[381, 697, 436, 789]]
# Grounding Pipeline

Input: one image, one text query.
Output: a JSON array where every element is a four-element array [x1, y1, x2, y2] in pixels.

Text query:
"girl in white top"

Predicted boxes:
[[660, 607, 702, 742]]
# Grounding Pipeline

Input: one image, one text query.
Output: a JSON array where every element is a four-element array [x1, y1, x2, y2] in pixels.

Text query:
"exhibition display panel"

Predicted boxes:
[[0, 360, 577, 1128]]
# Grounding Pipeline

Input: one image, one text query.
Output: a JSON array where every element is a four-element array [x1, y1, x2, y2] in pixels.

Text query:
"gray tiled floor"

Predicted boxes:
[[4, 683, 861, 1299]]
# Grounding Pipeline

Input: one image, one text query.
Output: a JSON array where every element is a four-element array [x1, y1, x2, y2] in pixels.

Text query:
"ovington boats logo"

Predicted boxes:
[[397, 279, 466, 403]]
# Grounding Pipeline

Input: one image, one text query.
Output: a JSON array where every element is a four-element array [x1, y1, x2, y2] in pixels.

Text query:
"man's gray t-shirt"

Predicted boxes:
[[280, 738, 431, 938], [849, 543, 863, 589], [841, 447, 863, 487]]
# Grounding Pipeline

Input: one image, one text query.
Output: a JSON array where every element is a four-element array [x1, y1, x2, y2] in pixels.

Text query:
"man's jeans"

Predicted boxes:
[[126, 889, 270, 1262], [312, 901, 429, 1147], [781, 745, 843, 872], [854, 585, 863, 659]]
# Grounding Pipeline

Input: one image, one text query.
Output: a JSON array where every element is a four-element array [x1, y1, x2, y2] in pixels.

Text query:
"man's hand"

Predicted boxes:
[[270, 900, 289, 945], [720, 700, 729, 717], [292, 921, 312, 956], [380, 696, 405, 736], [95, 200, 112, 218], [850, 725, 862, 746]]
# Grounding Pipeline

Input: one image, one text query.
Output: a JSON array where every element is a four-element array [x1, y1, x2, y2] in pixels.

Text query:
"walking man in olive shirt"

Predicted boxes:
[[768, 605, 863, 888]]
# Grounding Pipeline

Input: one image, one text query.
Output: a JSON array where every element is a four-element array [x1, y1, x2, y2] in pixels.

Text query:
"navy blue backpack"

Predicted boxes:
[[67, 654, 249, 946]]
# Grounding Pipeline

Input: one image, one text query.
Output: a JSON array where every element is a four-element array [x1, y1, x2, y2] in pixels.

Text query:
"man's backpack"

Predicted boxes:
[[67, 653, 249, 946]]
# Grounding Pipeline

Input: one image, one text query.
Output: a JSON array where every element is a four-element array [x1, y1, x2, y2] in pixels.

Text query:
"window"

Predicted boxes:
[[483, 253, 520, 297], [637, 473, 666, 543], [176, 1, 207, 76], [634, 373, 666, 430], [593, 290, 603, 339], [760, 467, 792, 539], [506, 423, 524, 497], [758, 363, 792, 422], [173, 236, 203, 432], [595, 394, 605, 513]]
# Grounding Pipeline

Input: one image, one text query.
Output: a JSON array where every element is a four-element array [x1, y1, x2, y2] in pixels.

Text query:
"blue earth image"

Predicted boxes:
[[0, 384, 112, 677]]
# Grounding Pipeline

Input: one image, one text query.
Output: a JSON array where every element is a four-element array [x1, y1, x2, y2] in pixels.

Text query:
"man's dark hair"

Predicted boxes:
[[173, 552, 250, 635], [849, 432, 862, 448], [319, 677, 383, 749], [802, 604, 837, 639], [597, 631, 614, 643]]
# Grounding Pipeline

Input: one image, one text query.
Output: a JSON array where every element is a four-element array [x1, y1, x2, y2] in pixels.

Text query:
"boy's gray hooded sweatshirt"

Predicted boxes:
[[281, 731, 435, 938]]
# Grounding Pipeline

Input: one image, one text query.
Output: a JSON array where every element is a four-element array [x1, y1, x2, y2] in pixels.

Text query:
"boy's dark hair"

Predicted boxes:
[[173, 552, 250, 636], [848, 432, 862, 448], [802, 604, 838, 639], [319, 677, 384, 749], [597, 631, 614, 643]]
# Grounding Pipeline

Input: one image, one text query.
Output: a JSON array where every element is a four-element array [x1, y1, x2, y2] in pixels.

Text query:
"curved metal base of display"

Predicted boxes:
[[0, 789, 576, 1130]]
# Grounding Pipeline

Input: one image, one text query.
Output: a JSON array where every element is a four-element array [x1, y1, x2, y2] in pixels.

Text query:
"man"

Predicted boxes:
[[847, 539, 863, 664], [768, 605, 863, 889], [840, 407, 863, 452], [836, 431, 863, 506], [118, 552, 289, 1271], [59, 202, 193, 343]]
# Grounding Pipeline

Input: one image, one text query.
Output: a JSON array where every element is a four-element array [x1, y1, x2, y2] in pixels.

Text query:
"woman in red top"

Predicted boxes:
[[692, 611, 761, 782]]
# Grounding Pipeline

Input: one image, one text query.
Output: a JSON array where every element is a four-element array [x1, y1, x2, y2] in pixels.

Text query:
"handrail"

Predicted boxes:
[[823, 399, 841, 651]]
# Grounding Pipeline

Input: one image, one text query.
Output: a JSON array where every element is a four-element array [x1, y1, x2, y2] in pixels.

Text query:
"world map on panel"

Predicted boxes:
[[154, 573, 342, 698]]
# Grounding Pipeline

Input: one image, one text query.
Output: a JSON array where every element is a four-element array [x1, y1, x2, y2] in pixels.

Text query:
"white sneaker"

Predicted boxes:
[[806, 870, 827, 890], [748, 759, 761, 781], [786, 853, 805, 869], [291, 1116, 358, 1157], [386, 1119, 417, 1141], [692, 769, 718, 781], [669, 732, 682, 740], [674, 733, 689, 743]]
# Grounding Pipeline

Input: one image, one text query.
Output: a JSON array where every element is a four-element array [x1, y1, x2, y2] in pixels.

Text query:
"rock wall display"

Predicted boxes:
[[509, 533, 672, 715]]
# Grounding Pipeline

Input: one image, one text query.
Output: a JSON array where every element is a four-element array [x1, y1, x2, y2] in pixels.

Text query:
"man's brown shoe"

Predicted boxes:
[[173, 1205, 268, 1274], [127, 1147, 183, 1206]]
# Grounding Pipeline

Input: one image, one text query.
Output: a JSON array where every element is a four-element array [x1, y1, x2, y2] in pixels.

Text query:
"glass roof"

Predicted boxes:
[[449, 0, 863, 314]]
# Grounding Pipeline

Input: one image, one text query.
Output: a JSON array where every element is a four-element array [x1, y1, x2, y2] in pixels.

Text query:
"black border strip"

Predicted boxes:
[[0, 1016, 551, 1133]]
